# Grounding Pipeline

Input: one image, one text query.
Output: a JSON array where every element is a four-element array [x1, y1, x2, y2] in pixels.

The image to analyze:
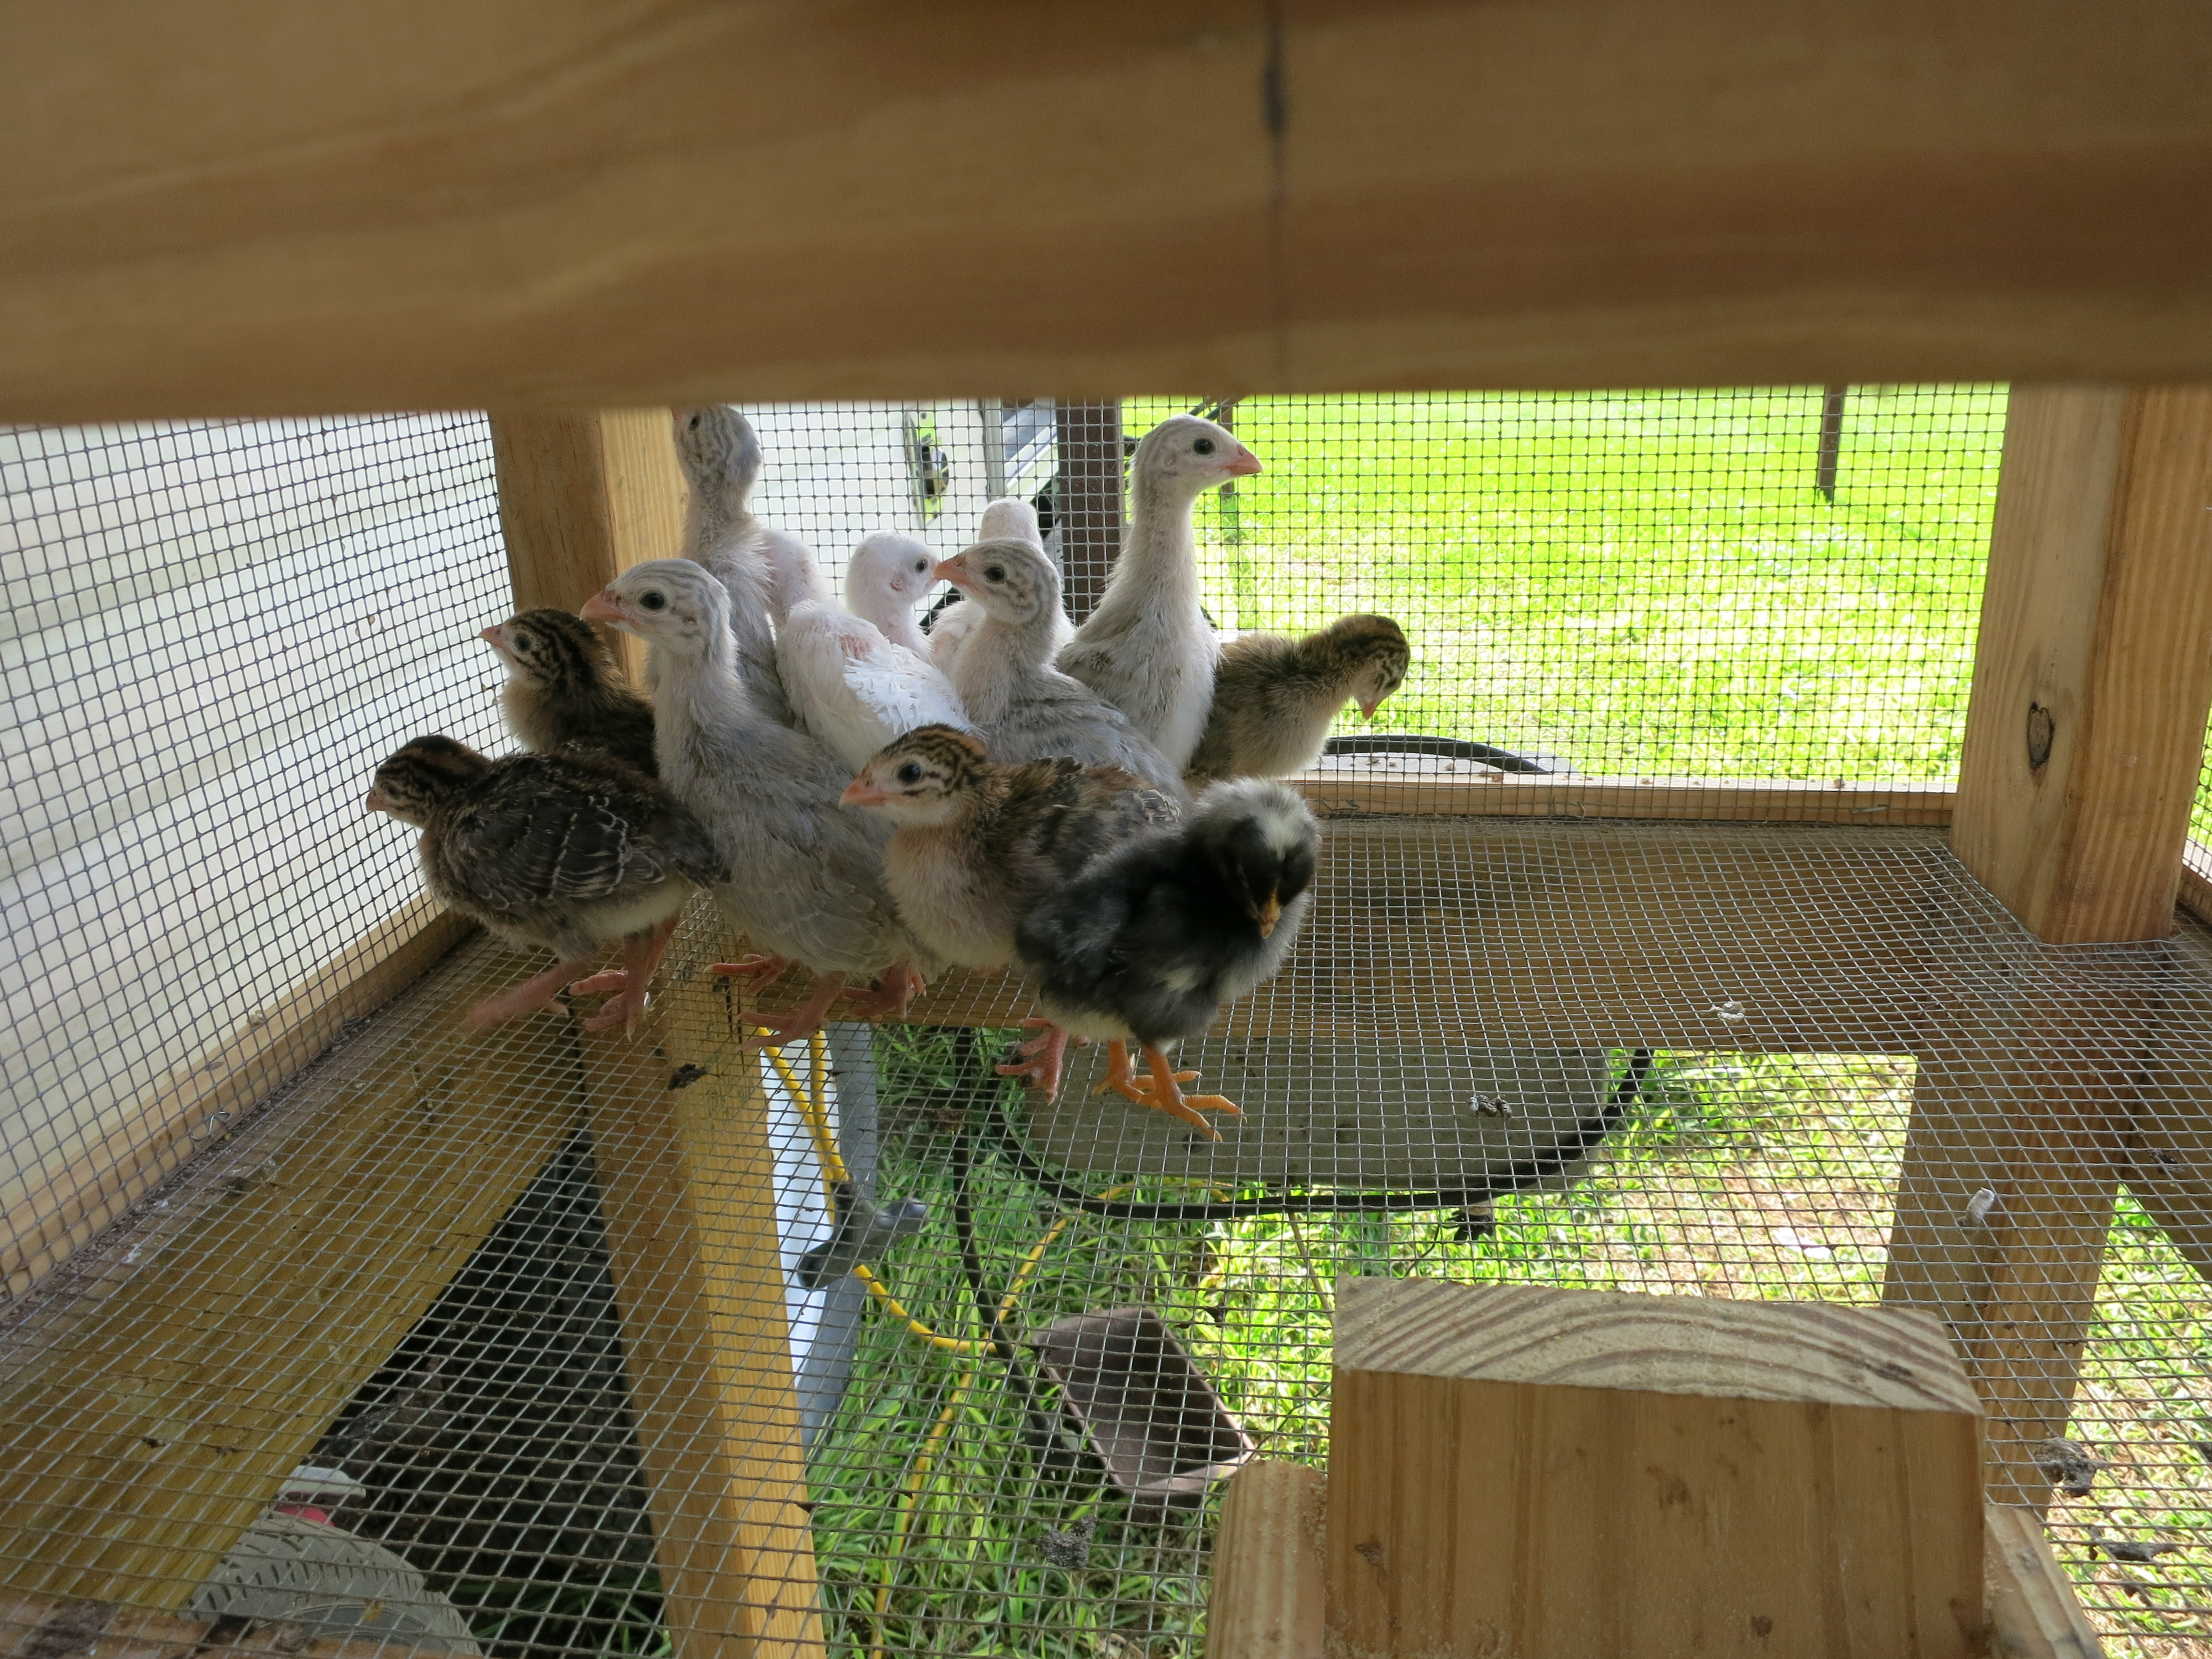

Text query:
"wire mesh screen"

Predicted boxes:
[[1, 416, 509, 1296], [2, 394, 2208, 1659]]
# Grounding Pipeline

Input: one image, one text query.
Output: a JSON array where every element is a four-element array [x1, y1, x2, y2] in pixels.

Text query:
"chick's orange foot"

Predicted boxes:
[[995, 1018, 1073, 1099], [1096, 1040, 1238, 1141]]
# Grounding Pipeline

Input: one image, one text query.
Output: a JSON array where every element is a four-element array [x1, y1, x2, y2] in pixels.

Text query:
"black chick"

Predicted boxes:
[[1014, 778, 1318, 1138], [367, 736, 726, 1031], [481, 608, 658, 775]]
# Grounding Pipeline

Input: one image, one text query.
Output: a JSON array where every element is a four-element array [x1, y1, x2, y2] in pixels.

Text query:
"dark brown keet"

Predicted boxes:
[[366, 734, 725, 1034], [481, 608, 658, 776]]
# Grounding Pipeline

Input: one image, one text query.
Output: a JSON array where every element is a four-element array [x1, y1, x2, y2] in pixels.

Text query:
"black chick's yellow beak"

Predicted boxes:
[[1254, 891, 1284, 938]]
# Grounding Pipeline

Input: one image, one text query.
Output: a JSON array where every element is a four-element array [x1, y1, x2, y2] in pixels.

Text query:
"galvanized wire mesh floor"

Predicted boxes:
[[4, 818, 2208, 1658]]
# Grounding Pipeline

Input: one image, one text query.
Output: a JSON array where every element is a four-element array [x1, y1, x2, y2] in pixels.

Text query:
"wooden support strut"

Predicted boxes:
[[1950, 385, 2212, 947], [489, 409, 822, 1655], [0, 933, 582, 1606], [1890, 383, 2212, 1505]]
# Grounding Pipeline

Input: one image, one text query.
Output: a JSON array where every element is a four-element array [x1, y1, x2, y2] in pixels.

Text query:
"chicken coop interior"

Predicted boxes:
[[3, 12, 2211, 1659]]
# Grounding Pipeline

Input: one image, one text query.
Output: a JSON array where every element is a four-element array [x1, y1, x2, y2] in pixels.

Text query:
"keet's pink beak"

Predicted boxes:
[[934, 558, 975, 591], [1225, 446, 1262, 478], [364, 788, 393, 815], [580, 591, 624, 627], [1357, 697, 1382, 720], [478, 625, 502, 646], [840, 778, 890, 808]]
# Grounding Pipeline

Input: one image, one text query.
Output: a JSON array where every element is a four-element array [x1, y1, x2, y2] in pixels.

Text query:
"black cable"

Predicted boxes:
[[980, 1048, 1656, 1223], [1322, 734, 1557, 774]]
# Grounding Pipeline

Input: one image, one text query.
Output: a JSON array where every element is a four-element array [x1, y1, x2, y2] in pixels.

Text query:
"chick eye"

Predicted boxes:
[[984, 566, 1006, 583], [641, 592, 667, 611], [1192, 437, 1215, 455], [913, 560, 929, 574], [687, 414, 702, 430], [896, 763, 923, 785]]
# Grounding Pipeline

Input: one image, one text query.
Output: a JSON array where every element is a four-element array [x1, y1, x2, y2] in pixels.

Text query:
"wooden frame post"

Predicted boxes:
[[1950, 385, 2212, 946], [1890, 383, 2212, 1504], [488, 410, 687, 679], [490, 414, 821, 1656]]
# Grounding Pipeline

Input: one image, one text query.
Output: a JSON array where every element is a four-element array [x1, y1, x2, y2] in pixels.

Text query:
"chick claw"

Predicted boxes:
[[837, 963, 925, 1021], [995, 1018, 1073, 1100], [1097, 1040, 1241, 1141], [711, 954, 792, 995], [570, 972, 650, 1035]]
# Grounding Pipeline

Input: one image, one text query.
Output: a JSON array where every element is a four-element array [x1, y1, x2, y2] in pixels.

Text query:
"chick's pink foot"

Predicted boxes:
[[1098, 1040, 1239, 1142], [572, 915, 682, 1036], [995, 1018, 1073, 1100], [742, 973, 847, 1051], [466, 957, 596, 1028], [837, 962, 925, 1021], [712, 954, 792, 995]]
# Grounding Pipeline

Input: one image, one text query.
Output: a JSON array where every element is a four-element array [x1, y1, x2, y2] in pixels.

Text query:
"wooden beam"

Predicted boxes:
[[0, 1592, 458, 1659], [488, 408, 685, 680], [1882, 1003, 2139, 1507], [1983, 1505, 2107, 1658], [0, 932, 580, 1606], [1326, 1277, 1986, 1659], [1294, 771, 1955, 826], [1204, 1462, 1324, 1659], [779, 820, 1968, 1052], [0, 898, 476, 1302], [2123, 912, 2212, 1287], [1950, 385, 2212, 946], [4, 4, 2212, 420], [578, 915, 824, 1659]]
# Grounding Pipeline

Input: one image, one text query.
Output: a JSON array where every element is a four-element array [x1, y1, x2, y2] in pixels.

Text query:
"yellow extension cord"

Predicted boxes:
[[757, 1031, 1101, 1659]]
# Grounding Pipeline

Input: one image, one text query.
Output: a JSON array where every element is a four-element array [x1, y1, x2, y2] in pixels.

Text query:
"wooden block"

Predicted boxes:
[[0, 899, 475, 1301], [1206, 1462, 1324, 1659], [4, 4, 2212, 420], [1983, 1504, 2107, 1658], [1327, 1277, 1986, 1659], [1951, 385, 2212, 945], [0, 931, 579, 1606], [578, 914, 824, 1659], [490, 408, 685, 682]]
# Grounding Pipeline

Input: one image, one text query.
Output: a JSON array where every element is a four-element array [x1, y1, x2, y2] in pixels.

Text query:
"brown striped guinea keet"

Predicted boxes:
[[366, 735, 725, 1034], [479, 607, 659, 776], [840, 724, 1180, 1097]]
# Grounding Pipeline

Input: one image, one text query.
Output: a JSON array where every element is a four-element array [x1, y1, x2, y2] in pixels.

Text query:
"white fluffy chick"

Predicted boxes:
[[778, 545, 970, 773], [937, 537, 1186, 796], [1058, 416, 1260, 769], [671, 405, 819, 724], [846, 532, 942, 655], [930, 496, 1066, 679], [582, 559, 923, 1048]]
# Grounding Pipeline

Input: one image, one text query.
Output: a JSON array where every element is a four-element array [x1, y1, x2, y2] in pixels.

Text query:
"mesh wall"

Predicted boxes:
[[3, 395, 2208, 1659]]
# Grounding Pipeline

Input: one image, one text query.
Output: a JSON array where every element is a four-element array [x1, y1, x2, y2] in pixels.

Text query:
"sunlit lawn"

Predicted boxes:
[[1130, 387, 2005, 782]]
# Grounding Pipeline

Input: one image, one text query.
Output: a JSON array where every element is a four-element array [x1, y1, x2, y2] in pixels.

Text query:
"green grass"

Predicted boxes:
[[801, 1032, 2211, 1659], [1128, 388, 2006, 782]]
